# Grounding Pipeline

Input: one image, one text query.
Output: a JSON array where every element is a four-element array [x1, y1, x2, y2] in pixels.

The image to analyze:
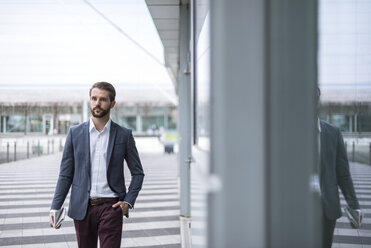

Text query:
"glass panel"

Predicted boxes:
[[58, 121, 70, 135], [319, 0, 371, 168], [114, 116, 137, 131], [195, 6, 210, 147], [357, 115, 371, 132], [319, 2, 371, 246], [191, 1, 210, 247], [167, 114, 177, 130], [329, 115, 353, 132], [141, 116, 164, 133], [29, 116, 43, 133], [5, 116, 26, 133]]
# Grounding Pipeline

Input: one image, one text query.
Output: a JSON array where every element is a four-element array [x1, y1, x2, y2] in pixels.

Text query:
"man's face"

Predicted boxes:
[[89, 88, 115, 118]]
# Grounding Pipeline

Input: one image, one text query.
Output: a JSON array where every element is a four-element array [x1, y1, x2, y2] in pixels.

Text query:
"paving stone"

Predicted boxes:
[[0, 148, 180, 247]]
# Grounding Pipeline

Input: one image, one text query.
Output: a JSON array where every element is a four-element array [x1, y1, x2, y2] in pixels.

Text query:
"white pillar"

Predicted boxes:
[[136, 114, 142, 133], [178, 2, 191, 218], [2, 116, 6, 133], [82, 100, 88, 123]]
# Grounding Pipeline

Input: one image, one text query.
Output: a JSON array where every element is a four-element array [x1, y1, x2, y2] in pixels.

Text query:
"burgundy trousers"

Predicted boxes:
[[74, 200, 123, 248]]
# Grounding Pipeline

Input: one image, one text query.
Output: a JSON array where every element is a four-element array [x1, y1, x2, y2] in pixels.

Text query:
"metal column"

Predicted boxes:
[[178, 3, 192, 247], [178, 2, 191, 219]]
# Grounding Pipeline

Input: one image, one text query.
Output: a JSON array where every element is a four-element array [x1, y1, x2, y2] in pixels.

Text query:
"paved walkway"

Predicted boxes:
[[334, 162, 371, 248], [1, 140, 371, 248], [0, 149, 180, 248]]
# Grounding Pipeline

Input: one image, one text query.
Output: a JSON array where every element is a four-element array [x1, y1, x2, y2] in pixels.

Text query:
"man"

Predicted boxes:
[[50, 82, 144, 248], [318, 89, 361, 247]]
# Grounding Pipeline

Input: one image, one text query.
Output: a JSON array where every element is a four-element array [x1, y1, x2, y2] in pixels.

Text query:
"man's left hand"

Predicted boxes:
[[112, 201, 129, 216]]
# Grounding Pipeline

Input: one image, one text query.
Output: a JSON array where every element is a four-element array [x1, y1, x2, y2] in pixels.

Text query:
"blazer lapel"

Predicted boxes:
[[83, 122, 91, 180], [106, 121, 117, 169]]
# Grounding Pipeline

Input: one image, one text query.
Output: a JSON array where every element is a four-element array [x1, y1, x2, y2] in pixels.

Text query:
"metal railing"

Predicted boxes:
[[345, 139, 371, 165], [0, 136, 66, 164]]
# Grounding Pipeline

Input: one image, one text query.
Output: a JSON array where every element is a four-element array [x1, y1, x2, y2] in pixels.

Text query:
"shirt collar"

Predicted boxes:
[[89, 118, 111, 133], [317, 118, 321, 133]]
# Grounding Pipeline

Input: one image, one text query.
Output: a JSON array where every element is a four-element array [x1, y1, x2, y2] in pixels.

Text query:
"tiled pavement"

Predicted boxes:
[[334, 162, 371, 248], [2, 140, 371, 248], [0, 145, 180, 248]]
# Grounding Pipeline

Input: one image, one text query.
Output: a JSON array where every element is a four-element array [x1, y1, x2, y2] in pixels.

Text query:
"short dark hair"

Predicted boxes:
[[90, 82, 116, 102]]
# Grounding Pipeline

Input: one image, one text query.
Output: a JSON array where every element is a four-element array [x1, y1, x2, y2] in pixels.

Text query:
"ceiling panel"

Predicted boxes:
[[146, 0, 180, 5], [145, 0, 180, 85], [158, 30, 179, 39], [153, 19, 179, 30]]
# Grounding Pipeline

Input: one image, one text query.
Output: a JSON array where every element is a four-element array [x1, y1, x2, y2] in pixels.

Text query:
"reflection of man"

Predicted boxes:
[[318, 90, 361, 248], [50, 82, 144, 248]]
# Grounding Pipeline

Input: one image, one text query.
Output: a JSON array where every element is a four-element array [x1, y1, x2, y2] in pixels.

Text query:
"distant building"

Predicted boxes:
[[0, 86, 177, 135], [320, 86, 371, 134]]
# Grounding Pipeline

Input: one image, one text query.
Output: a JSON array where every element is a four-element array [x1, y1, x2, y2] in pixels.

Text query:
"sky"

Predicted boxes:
[[1, 0, 370, 90], [0, 0, 173, 89]]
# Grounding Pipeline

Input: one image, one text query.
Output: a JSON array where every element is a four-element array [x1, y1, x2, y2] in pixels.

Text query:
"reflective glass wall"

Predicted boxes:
[[318, 0, 371, 245], [191, 0, 210, 247], [319, 0, 371, 166]]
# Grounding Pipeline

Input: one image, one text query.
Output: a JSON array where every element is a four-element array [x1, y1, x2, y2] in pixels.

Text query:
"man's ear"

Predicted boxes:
[[111, 100, 116, 108]]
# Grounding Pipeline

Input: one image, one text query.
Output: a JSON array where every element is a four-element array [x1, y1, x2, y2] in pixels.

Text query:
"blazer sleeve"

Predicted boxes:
[[123, 130, 145, 207], [51, 129, 75, 210], [336, 128, 360, 210]]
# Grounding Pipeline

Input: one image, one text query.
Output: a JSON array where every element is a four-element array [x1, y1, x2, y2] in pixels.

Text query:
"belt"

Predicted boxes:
[[89, 197, 119, 206]]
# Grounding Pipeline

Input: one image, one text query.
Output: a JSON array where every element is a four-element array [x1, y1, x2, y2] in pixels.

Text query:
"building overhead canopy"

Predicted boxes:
[[145, 0, 182, 84], [320, 86, 371, 105], [0, 86, 177, 107]]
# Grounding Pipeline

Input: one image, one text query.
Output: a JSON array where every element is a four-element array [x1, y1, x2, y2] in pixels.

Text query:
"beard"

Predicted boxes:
[[90, 106, 110, 118]]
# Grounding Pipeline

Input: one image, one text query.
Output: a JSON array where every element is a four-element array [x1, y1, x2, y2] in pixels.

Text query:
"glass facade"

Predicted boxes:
[[319, 0, 371, 168], [141, 116, 164, 133], [357, 115, 371, 132], [191, 1, 210, 247], [194, 0, 211, 144], [1, 105, 176, 135], [114, 116, 137, 131], [167, 115, 177, 130], [29, 116, 43, 133], [319, 0, 371, 131], [3, 116, 25, 133], [58, 120, 70, 135], [329, 115, 354, 132]]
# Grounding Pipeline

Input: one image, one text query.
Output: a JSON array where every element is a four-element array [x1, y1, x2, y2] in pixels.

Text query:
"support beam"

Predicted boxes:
[[178, 2, 191, 218]]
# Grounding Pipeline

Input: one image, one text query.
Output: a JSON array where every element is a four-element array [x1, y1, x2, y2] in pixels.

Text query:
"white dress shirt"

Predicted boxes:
[[89, 118, 118, 198], [310, 118, 322, 194]]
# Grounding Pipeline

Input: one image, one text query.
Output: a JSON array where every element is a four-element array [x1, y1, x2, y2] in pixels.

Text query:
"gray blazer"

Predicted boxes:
[[51, 121, 144, 220], [320, 120, 359, 220]]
